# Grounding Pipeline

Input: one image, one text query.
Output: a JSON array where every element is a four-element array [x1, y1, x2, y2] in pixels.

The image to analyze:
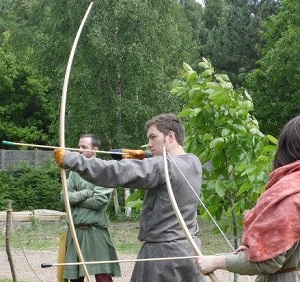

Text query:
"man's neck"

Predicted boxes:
[[168, 145, 185, 156]]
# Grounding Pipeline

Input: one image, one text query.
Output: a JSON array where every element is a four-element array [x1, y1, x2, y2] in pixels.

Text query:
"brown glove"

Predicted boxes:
[[122, 149, 146, 160], [54, 148, 66, 168]]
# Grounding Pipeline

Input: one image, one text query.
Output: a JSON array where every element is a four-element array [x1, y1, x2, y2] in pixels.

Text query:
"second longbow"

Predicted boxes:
[[162, 146, 219, 282]]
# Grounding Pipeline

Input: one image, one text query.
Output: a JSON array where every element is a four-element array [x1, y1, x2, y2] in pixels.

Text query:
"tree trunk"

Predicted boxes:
[[124, 188, 131, 219], [112, 189, 120, 216], [231, 196, 239, 282]]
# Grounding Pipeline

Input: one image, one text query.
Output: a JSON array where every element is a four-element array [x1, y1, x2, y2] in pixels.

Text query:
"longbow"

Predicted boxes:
[[162, 146, 219, 282], [59, 3, 93, 281]]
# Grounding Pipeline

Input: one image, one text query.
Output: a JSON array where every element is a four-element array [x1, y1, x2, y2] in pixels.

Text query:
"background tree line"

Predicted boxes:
[[1, 0, 299, 238], [1, 0, 288, 149]]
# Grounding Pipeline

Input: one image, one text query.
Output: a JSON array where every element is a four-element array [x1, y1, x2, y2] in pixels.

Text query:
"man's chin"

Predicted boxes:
[[151, 151, 157, 157]]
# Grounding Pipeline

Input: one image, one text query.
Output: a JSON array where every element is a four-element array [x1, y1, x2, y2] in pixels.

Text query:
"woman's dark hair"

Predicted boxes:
[[273, 116, 300, 169]]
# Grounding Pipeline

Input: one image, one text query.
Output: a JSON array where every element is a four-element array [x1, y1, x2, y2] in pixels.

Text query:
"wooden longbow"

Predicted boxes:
[[59, 3, 93, 281], [162, 146, 219, 282]]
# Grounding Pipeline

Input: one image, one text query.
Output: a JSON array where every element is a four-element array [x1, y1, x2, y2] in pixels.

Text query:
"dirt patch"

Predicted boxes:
[[0, 248, 134, 282]]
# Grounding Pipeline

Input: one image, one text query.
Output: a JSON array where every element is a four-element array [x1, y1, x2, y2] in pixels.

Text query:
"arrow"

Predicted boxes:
[[41, 255, 199, 268], [2, 140, 126, 155]]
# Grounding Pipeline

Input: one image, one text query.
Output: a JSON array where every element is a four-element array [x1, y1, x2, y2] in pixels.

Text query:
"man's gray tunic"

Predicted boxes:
[[63, 152, 206, 282]]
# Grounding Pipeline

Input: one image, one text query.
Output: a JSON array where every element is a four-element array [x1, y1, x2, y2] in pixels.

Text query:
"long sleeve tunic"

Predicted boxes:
[[225, 242, 300, 281], [61, 171, 121, 279], [63, 151, 206, 282]]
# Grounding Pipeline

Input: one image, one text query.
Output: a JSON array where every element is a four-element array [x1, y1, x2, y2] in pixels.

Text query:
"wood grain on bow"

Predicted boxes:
[[162, 146, 219, 282], [59, 3, 93, 281]]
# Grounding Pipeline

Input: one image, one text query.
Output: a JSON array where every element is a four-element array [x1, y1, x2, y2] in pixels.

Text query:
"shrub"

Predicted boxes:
[[0, 159, 63, 211]]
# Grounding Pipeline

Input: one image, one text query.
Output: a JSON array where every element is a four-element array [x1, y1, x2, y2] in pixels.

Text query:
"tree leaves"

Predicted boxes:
[[172, 58, 276, 241], [247, 0, 300, 137]]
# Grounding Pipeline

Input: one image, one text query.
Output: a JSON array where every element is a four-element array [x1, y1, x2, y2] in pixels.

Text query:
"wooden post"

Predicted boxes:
[[0, 149, 5, 169], [6, 200, 17, 282]]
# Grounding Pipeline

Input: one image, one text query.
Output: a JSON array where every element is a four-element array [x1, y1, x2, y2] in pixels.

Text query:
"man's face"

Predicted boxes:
[[78, 137, 96, 159], [146, 125, 167, 156]]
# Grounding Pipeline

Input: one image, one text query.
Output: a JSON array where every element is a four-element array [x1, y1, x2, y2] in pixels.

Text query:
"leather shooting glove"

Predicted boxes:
[[122, 149, 146, 160], [110, 149, 152, 160], [54, 148, 66, 168]]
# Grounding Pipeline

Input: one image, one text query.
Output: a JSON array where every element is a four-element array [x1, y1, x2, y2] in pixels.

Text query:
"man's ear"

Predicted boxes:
[[167, 131, 176, 143], [93, 146, 99, 151]]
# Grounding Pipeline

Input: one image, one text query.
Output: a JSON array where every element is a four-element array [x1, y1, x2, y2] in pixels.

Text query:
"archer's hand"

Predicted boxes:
[[122, 149, 146, 160], [110, 149, 151, 160], [197, 255, 226, 275], [233, 245, 248, 254], [54, 148, 66, 168]]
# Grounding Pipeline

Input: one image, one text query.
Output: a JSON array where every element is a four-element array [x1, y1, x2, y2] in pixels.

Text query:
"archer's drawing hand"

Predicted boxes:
[[197, 255, 226, 275], [233, 245, 248, 254], [122, 149, 146, 160], [54, 148, 66, 168], [110, 149, 152, 160]]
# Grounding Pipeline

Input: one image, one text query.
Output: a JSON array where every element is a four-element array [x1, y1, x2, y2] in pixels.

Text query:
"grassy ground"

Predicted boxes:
[[0, 218, 234, 282], [0, 217, 234, 253]]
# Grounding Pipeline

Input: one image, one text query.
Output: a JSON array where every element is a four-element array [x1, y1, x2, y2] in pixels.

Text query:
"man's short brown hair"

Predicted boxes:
[[144, 113, 185, 146]]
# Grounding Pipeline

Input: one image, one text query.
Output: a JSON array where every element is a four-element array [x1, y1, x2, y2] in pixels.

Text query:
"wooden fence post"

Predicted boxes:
[[6, 199, 17, 282]]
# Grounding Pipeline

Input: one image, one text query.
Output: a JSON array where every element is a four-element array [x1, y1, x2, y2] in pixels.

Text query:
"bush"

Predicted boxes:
[[0, 159, 63, 211], [0, 159, 134, 222]]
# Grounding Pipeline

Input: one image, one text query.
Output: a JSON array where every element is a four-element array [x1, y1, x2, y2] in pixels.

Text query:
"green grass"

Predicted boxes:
[[0, 217, 233, 253], [198, 219, 234, 255], [0, 220, 67, 251], [0, 220, 142, 253], [109, 221, 142, 253]]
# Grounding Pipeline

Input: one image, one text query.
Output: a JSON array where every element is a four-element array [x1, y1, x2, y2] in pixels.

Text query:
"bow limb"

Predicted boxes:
[[59, 3, 93, 281], [162, 146, 219, 282]]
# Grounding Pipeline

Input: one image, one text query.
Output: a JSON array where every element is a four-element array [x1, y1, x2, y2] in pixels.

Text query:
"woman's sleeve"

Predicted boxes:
[[226, 250, 287, 276]]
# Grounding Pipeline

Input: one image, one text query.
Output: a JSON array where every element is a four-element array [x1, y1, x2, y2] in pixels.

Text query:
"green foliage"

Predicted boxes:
[[79, 0, 197, 148], [106, 188, 143, 221], [247, 0, 300, 137], [125, 189, 145, 212], [2, 0, 282, 153], [171, 58, 276, 241], [0, 0, 197, 150], [0, 157, 130, 219], [0, 160, 63, 211], [179, 0, 205, 58], [0, 33, 53, 147], [107, 188, 127, 220], [201, 0, 278, 86]]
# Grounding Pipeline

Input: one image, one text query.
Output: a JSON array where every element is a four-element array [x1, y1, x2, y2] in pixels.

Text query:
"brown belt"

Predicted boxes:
[[74, 224, 94, 229], [277, 266, 300, 274]]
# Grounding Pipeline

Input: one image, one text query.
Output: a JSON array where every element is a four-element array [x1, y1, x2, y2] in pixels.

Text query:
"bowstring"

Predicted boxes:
[[11, 214, 43, 281], [167, 152, 234, 251]]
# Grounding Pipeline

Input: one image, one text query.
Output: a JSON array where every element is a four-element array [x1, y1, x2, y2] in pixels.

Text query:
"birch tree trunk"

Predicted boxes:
[[112, 189, 120, 216], [124, 188, 131, 219]]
